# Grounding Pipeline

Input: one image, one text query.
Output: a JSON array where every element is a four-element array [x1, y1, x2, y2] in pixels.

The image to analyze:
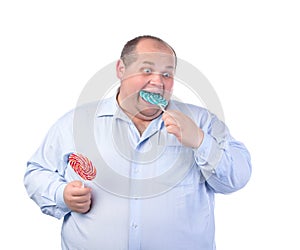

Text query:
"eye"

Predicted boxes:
[[143, 68, 152, 74], [162, 72, 171, 78]]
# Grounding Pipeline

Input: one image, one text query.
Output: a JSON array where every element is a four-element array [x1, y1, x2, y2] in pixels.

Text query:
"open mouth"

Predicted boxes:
[[142, 88, 163, 96], [139, 90, 168, 108]]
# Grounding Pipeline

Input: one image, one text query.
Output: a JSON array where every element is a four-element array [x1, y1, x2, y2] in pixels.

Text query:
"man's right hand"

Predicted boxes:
[[63, 180, 92, 213]]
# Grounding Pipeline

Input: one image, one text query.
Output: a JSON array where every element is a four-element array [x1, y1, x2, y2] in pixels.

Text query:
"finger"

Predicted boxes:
[[163, 110, 180, 119], [165, 124, 181, 138], [164, 117, 176, 127], [73, 200, 92, 213], [76, 205, 91, 214], [162, 111, 169, 119], [162, 111, 176, 121], [163, 112, 179, 126], [71, 186, 92, 197], [71, 180, 84, 188], [72, 196, 91, 205]]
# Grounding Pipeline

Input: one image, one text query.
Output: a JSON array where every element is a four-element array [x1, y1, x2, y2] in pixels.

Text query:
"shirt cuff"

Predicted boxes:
[[193, 132, 221, 178], [55, 183, 71, 216], [193, 132, 213, 165]]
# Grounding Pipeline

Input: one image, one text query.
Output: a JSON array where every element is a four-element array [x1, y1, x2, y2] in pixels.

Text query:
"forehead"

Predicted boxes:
[[122, 39, 176, 71], [130, 40, 175, 68], [132, 52, 175, 67]]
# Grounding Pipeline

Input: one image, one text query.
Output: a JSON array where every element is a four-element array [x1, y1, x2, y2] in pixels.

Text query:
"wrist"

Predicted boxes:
[[55, 183, 70, 211], [192, 128, 204, 149]]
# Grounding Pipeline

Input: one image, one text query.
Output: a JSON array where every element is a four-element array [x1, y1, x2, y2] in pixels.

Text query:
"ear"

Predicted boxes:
[[116, 59, 125, 79]]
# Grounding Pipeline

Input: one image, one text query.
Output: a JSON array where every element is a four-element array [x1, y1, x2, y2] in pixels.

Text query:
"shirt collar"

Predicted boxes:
[[96, 94, 120, 117]]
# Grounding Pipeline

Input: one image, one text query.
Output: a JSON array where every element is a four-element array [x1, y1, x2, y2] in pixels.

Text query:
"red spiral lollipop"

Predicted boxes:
[[68, 153, 97, 181]]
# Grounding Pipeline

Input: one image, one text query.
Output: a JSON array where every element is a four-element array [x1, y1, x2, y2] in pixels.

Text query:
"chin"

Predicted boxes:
[[138, 108, 161, 119]]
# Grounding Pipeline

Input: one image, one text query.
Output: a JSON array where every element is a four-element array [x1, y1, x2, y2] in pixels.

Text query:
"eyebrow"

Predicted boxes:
[[142, 61, 174, 69]]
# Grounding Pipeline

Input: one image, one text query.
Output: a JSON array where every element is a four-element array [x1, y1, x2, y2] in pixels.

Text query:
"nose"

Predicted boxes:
[[149, 73, 164, 88]]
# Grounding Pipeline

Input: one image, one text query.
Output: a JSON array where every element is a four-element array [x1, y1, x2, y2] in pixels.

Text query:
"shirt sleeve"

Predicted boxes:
[[193, 112, 252, 194], [24, 113, 74, 219]]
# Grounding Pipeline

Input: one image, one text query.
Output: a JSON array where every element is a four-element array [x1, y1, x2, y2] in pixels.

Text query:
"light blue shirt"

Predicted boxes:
[[24, 95, 251, 250]]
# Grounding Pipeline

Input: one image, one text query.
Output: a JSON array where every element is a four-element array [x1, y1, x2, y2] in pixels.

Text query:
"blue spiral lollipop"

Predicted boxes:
[[139, 90, 168, 110]]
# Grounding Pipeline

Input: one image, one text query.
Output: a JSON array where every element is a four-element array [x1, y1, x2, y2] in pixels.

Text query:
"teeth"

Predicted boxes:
[[144, 89, 161, 95]]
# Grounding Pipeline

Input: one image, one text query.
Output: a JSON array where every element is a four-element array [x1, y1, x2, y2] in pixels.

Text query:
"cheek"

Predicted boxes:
[[164, 80, 174, 93], [130, 76, 149, 90], [122, 76, 145, 95]]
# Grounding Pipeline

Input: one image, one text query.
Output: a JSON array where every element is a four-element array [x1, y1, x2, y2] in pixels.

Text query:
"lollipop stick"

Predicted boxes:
[[158, 104, 166, 112]]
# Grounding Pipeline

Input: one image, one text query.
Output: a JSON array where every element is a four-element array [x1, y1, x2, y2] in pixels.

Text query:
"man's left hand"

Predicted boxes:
[[162, 110, 204, 148]]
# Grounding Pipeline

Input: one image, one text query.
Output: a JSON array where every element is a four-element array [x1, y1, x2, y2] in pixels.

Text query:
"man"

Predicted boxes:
[[24, 35, 251, 249]]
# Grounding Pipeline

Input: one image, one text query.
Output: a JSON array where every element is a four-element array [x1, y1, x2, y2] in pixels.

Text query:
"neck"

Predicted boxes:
[[117, 92, 161, 135], [124, 110, 152, 135]]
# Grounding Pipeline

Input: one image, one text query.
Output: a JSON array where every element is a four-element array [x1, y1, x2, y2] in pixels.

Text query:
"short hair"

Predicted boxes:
[[120, 35, 177, 67]]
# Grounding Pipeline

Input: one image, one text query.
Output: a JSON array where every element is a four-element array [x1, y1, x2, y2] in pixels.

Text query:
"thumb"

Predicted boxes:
[[69, 180, 92, 194], [70, 180, 84, 187]]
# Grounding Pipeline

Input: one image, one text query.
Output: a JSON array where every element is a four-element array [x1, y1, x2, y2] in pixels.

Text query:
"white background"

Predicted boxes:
[[1, 0, 299, 249]]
